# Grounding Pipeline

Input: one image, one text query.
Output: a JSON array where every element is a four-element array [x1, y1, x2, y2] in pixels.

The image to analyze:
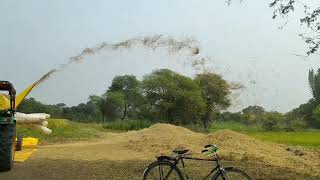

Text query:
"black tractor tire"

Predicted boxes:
[[0, 122, 16, 172], [15, 133, 23, 151]]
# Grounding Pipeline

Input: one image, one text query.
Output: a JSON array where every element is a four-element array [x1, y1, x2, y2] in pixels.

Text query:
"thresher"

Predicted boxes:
[[0, 80, 49, 171]]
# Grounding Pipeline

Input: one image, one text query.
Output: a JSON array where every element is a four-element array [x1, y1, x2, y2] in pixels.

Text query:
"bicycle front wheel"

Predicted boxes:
[[213, 167, 252, 180], [143, 161, 184, 180]]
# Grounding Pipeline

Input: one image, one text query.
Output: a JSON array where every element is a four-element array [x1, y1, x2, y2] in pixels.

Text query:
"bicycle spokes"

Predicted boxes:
[[217, 169, 250, 180], [145, 163, 181, 180]]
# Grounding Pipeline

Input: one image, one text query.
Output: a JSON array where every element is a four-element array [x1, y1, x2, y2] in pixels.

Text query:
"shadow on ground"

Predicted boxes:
[[0, 158, 318, 180]]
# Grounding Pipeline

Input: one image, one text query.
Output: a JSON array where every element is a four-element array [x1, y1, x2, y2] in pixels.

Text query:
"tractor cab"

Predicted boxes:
[[0, 81, 16, 118]]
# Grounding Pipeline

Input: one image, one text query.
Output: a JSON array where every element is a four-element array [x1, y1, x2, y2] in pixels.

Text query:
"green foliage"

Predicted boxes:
[[103, 91, 125, 120], [102, 119, 153, 131], [209, 120, 263, 132], [261, 111, 285, 131], [142, 69, 205, 124], [287, 117, 307, 131], [47, 119, 69, 129], [312, 105, 320, 126], [250, 131, 320, 149], [241, 105, 265, 124], [18, 98, 64, 116], [183, 123, 210, 133], [308, 69, 320, 103], [17, 69, 232, 127], [108, 75, 143, 120], [217, 111, 244, 123], [290, 99, 318, 128], [194, 73, 231, 128], [18, 97, 103, 123]]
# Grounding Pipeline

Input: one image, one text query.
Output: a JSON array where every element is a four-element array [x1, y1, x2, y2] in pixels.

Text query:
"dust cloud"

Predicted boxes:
[[36, 35, 201, 85]]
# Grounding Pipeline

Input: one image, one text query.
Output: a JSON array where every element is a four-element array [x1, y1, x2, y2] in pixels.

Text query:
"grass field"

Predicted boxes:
[[17, 119, 320, 149], [17, 119, 109, 144], [209, 121, 263, 132], [209, 121, 320, 149], [102, 119, 153, 131], [248, 131, 320, 148]]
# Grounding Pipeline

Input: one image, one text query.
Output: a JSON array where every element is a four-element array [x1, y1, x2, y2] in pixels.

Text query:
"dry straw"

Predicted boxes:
[[123, 124, 320, 176]]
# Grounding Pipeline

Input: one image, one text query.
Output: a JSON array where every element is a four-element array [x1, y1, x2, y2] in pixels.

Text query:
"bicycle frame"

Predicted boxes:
[[163, 153, 225, 180]]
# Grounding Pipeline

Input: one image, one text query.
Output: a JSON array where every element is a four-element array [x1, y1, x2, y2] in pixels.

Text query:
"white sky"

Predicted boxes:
[[1, 0, 320, 112]]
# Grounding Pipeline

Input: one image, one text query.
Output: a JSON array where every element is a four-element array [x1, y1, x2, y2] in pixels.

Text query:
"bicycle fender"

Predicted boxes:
[[142, 160, 178, 179], [212, 167, 235, 179]]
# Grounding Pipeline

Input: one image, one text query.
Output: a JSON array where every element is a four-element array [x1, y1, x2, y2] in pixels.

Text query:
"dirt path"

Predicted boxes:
[[0, 134, 153, 180]]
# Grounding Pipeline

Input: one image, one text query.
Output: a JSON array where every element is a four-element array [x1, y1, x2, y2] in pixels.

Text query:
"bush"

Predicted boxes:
[[102, 120, 153, 131], [183, 123, 210, 133], [261, 112, 285, 131], [47, 119, 69, 129], [312, 105, 320, 128], [209, 120, 262, 132], [282, 117, 307, 132], [261, 112, 307, 132]]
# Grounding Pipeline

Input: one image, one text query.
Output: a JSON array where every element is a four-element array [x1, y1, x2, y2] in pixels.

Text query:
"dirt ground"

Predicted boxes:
[[0, 124, 319, 180]]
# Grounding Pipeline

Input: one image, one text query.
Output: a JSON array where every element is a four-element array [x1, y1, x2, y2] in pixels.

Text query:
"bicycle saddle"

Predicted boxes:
[[173, 149, 189, 154]]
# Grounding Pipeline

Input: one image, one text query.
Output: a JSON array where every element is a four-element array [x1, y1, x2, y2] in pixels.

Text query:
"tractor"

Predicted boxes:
[[0, 81, 20, 171]]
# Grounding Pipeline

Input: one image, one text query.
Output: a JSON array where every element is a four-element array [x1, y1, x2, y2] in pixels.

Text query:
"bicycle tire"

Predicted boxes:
[[143, 160, 184, 180], [212, 167, 252, 180]]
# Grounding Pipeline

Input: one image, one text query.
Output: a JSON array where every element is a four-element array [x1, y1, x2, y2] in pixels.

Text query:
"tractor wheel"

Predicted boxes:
[[0, 122, 16, 171], [15, 133, 23, 151]]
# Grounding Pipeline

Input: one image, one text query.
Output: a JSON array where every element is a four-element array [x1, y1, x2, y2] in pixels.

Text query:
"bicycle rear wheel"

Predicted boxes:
[[213, 167, 252, 180], [143, 161, 183, 180]]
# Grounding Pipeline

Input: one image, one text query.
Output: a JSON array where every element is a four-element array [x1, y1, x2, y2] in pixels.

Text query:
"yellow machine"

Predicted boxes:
[[0, 82, 37, 110]]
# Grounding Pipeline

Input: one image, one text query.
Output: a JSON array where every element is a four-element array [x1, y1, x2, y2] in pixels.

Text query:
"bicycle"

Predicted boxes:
[[142, 144, 252, 180]]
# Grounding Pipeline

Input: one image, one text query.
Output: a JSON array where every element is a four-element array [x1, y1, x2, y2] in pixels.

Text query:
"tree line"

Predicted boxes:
[[18, 69, 231, 128], [18, 68, 320, 130]]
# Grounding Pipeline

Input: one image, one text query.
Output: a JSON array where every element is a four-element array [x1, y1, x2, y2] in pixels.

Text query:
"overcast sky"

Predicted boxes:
[[1, 0, 320, 112]]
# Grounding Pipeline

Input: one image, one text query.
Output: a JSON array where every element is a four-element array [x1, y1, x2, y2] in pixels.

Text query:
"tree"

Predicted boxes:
[[194, 73, 231, 128], [261, 111, 285, 131], [308, 69, 320, 103], [90, 92, 125, 121], [142, 69, 205, 124], [108, 75, 143, 120], [242, 105, 265, 124], [312, 105, 320, 128], [268, 0, 320, 55], [103, 91, 125, 121]]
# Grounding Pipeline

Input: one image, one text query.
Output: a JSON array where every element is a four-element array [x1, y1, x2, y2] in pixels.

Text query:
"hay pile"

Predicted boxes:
[[124, 124, 320, 176]]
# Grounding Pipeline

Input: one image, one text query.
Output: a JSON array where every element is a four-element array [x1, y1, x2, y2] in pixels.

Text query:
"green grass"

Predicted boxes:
[[248, 131, 320, 148], [209, 121, 263, 132], [17, 119, 320, 149], [17, 119, 153, 144], [208, 121, 320, 149], [17, 119, 109, 144], [102, 119, 153, 131]]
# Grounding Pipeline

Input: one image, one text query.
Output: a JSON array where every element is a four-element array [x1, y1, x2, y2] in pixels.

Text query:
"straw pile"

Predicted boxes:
[[124, 124, 320, 176]]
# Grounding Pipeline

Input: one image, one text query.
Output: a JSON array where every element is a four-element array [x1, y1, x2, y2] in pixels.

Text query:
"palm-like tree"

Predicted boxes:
[[308, 69, 320, 103]]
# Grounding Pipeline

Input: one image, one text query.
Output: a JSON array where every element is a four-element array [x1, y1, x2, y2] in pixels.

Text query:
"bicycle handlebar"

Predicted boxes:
[[202, 144, 219, 154], [202, 149, 208, 153]]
